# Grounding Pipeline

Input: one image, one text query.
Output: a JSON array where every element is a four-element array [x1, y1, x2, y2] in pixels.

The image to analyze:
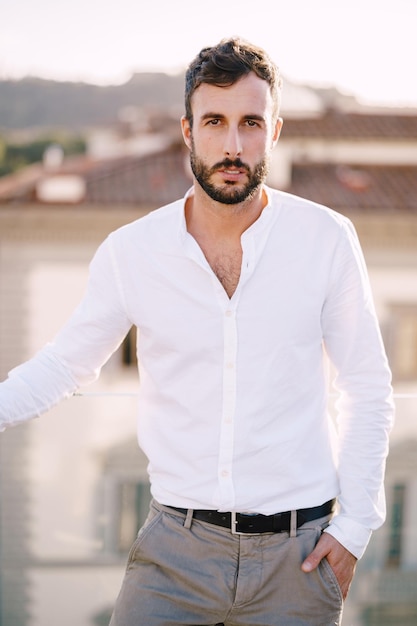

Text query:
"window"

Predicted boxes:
[[386, 483, 406, 568], [385, 305, 417, 382], [121, 326, 138, 367], [117, 481, 151, 553], [99, 437, 150, 557]]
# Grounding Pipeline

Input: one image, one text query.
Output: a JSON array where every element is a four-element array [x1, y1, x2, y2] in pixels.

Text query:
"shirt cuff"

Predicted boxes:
[[324, 514, 372, 560]]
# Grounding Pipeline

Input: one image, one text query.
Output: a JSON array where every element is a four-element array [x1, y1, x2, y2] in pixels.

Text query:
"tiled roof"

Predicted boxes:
[[281, 111, 417, 140], [84, 146, 191, 206], [0, 145, 192, 206], [0, 114, 416, 213], [286, 163, 417, 212]]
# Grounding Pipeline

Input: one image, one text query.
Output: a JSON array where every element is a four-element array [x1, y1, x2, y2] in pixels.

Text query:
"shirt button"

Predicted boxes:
[[225, 310, 233, 317], [220, 470, 230, 478], [226, 362, 234, 369]]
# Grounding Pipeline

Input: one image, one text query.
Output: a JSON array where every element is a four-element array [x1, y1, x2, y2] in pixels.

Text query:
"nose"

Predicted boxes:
[[224, 125, 242, 158]]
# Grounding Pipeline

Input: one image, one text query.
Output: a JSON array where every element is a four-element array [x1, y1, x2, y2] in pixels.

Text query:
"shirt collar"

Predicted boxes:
[[178, 185, 275, 243]]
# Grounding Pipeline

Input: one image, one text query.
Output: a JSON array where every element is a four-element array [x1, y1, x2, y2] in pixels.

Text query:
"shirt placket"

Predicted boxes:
[[216, 303, 238, 509], [215, 237, 256, 510], [184, 225, 258, 511], [183, 234, 238, 507]]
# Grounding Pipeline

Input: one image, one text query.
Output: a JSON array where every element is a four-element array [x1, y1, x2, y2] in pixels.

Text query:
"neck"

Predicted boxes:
[[185, 183, 266, 240]]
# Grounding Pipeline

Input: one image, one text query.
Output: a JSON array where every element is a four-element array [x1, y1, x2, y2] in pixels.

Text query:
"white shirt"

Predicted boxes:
[[0, 186, 394, 558]]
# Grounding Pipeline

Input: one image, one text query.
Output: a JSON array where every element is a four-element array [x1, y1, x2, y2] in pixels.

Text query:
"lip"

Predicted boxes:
[[219, 167, 245, 180]]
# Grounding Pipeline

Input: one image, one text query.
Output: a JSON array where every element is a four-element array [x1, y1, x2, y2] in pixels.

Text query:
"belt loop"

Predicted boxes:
[[290, 510, 297, 538], [183, 508, 194, 529]]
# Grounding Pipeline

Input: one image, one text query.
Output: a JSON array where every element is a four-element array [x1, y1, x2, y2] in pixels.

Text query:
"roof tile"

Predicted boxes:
[[287, 164, 417, 212], [281, 111, 417, 140]]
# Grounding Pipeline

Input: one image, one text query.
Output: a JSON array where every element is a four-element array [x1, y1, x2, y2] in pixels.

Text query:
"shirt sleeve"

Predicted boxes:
[[0, 235, 132, 431], [321, 218, 394, 559]]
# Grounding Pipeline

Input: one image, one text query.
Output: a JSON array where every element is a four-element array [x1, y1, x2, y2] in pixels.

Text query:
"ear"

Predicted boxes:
[[271, 117, 283, 148], [181, 116, 192, 150]]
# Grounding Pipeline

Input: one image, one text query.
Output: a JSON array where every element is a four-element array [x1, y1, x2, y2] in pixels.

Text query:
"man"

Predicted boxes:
[[0, 38, 394, 625]]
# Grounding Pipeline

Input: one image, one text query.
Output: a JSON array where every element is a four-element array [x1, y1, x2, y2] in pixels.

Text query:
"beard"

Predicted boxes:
[[189, 145, 269, 205]]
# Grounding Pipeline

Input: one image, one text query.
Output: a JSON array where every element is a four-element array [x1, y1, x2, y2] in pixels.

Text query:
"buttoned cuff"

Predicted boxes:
[[324, 515, 372, 560]]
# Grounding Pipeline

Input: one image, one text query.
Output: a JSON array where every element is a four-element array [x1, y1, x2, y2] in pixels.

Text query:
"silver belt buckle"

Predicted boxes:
[[231, 511, 260, 535], [231, 511, 246, 535]]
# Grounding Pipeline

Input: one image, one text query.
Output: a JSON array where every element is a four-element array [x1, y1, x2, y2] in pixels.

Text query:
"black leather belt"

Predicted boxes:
[[167, 499, 335, 534]]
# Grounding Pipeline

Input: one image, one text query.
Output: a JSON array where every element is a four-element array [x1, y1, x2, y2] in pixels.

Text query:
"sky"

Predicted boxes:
[[1, 0, 417, 108]]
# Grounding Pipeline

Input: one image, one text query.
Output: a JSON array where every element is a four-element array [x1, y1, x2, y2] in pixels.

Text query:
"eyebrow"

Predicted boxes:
[[200, 112, 266, 122]]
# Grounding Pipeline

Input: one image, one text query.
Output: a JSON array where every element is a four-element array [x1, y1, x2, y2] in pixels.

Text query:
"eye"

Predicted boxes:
[[207, 118, 221, 126], [246, 119, 259, 127]]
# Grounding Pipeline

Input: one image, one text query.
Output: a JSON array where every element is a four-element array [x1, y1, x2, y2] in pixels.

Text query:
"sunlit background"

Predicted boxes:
[[1, 1, 417, 625], [1, 0, 417, 107]]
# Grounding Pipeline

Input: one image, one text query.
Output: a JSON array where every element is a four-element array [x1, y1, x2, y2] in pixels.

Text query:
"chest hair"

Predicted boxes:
[[204, 245, 242, 298]]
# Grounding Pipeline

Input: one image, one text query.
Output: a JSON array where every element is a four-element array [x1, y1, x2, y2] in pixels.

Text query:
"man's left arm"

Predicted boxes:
[[304, 218, 394, 594]]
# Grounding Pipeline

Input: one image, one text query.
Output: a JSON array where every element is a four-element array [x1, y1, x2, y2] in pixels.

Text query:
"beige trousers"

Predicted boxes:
[[109, 500, 343, 626]]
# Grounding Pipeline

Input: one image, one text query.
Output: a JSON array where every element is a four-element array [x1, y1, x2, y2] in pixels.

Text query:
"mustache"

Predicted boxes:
[[211, 158, 250, 172]]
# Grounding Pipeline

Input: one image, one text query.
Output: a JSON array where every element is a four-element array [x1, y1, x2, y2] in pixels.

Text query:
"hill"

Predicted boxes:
[[0, 73, 185, 130]]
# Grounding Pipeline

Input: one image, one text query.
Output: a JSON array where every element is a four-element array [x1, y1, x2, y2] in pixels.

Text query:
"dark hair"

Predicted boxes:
[[184, 37, 282, 125]]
